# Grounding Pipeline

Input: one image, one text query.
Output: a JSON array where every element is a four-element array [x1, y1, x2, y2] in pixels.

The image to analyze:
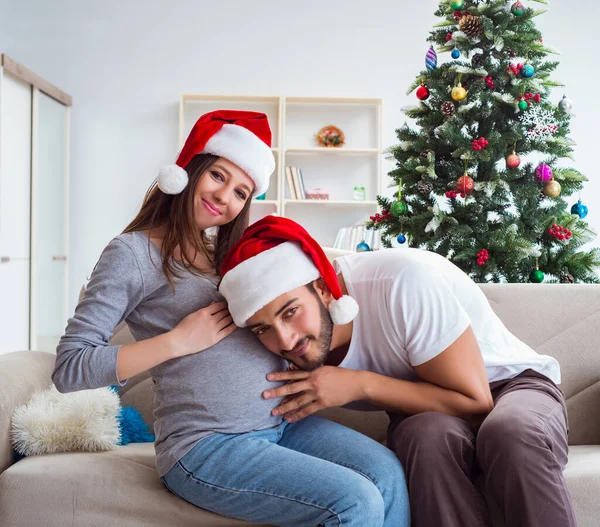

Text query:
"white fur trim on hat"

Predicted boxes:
[[329, 295, 359, 325], [157, 164, 188, 195], [203, 123, 275, 196], [219, 242, 320, 327]]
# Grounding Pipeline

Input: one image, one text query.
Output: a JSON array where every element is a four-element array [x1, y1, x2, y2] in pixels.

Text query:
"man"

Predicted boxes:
[[218, 215, 576, 527]]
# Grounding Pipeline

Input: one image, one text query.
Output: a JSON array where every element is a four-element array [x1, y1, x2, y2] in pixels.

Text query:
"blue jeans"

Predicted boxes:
[[162, 416, 410, 526]]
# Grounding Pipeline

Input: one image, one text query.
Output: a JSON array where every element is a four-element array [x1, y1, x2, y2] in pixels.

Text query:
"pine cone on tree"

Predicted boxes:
[[560, 273, 575, 284], [471, 53, 486, 69], [459, 14, 483, 37], [441, 101, 456, 116], [417, 180, 434, 194]]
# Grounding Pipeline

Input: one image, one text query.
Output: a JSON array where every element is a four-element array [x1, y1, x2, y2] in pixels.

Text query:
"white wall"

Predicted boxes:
[[1, 0, 598, 314]]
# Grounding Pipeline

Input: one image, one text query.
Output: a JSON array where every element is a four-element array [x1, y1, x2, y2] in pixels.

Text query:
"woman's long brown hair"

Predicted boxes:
[[123, 154, 252, 284]]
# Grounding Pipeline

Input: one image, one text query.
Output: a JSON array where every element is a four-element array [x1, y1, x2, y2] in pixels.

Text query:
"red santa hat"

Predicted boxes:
[[219, 216, 359, 327], [157, 110, 275, 196]]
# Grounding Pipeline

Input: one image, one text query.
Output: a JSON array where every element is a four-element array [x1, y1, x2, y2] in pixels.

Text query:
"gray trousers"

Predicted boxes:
[[388, 369, 576, 527]]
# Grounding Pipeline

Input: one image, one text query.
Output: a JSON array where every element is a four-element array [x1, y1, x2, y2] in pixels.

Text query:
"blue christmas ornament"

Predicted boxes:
[[451, 49, 461, 59], [521, 64, 535, 78], [571, 200, 589, 219], [356, 241, 371, 252], [397, 235, 407, 244], [425, 46, 438, 71]]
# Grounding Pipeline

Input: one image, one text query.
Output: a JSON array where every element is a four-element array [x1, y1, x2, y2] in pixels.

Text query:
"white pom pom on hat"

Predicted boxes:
[[157, 165, 188, 195], [157, 110, 275, 196]]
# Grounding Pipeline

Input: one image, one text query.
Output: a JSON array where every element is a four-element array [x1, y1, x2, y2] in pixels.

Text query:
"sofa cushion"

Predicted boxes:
[[563, 446, 600, 527], [0, 442, 268, 527]]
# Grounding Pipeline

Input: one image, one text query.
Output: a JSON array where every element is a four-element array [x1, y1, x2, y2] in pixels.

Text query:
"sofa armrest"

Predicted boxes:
[[0, 351, 55, 474]]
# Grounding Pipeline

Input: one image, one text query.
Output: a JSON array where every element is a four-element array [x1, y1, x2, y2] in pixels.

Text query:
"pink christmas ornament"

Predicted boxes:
[[535, 163, 553, 183]]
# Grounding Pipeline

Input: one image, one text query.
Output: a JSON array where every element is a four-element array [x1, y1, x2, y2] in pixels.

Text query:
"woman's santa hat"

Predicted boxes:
[[157, 110, 275, 196], [219, 216, 359, 327]]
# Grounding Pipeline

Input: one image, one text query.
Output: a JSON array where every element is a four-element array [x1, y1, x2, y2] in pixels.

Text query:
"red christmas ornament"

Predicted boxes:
[[506, 152, 521, 169], [416, 85, 430, 101], [445, 190, 458, 199], [456, 174, 474, 196], [446, 32, 453, 41]]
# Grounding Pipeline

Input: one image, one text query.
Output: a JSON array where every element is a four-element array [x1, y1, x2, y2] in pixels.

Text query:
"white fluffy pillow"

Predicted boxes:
[[11, 384, 121, 456]]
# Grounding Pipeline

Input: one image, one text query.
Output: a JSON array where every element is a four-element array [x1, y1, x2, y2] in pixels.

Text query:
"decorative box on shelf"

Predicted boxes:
[[305, 188, 329, 200]]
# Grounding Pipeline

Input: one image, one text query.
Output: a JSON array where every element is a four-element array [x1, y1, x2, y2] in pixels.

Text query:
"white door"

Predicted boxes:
[[0, 72, 32, 354], [30, 89, 69, 353]]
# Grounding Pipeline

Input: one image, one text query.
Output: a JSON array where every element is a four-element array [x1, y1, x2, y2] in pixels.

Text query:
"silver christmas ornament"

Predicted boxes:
[[558, 95, 573, 115]]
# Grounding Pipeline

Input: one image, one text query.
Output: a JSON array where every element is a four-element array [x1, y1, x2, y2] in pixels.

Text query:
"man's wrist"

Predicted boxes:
[[352, 370, 372, 401]]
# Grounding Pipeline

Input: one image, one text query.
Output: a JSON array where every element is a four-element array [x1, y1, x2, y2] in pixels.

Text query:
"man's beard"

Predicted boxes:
[[287, 300, 334, 371]]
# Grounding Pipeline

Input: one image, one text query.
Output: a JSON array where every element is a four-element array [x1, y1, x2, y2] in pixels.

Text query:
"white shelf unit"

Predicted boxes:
[[179, 95, 382, 247]]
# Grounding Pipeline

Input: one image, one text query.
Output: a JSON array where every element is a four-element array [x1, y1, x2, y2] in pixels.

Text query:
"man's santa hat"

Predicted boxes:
[[219, 216, 359, 327], [157, 110, 275, 196]]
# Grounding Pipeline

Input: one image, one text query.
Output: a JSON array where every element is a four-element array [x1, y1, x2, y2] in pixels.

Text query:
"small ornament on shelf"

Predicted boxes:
[[558, 95, 573, 115], [530, 258, 544, 283], [356, 241, 371, 252], [472, 137, 489, 151], [456, 173, 475, 197], [305, 188, 329, 200], [458, 14, 483, 38], [315, 125, 345, 148], [511, 1, 525, 16], [397, 234, 407, 244], [506, 152, 521, 169], [476, 249, 489, 267], [441, 101, 456, 116], [547, 224, 572, 242], [425, 46, 438, 71], [451, 48, 461, 59], [353, 186, 366, 201], [535, 163, 553, 182], [417, 85, 431, 101], [571, 200, 589, 219], [543, 179, 562, 198], [451, 0, 464, 10]]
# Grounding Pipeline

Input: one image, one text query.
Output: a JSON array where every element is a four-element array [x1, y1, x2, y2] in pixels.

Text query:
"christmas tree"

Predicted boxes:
[[369, 0, 600, 283]]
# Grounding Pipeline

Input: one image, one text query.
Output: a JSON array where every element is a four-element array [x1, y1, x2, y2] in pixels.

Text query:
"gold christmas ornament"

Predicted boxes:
[[458, 14, 483, 38], [451, 84, 467, 102], [543, 179, 562, 198]]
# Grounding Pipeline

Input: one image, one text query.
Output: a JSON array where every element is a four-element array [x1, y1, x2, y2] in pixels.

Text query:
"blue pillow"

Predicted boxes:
[[110, 386, 155, 445]]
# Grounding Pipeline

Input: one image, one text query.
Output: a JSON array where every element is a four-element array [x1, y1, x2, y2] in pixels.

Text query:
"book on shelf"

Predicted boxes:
[[333, 223, 381, 252], [285, 166, 297, 199], [285, 166, 307, 200]]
